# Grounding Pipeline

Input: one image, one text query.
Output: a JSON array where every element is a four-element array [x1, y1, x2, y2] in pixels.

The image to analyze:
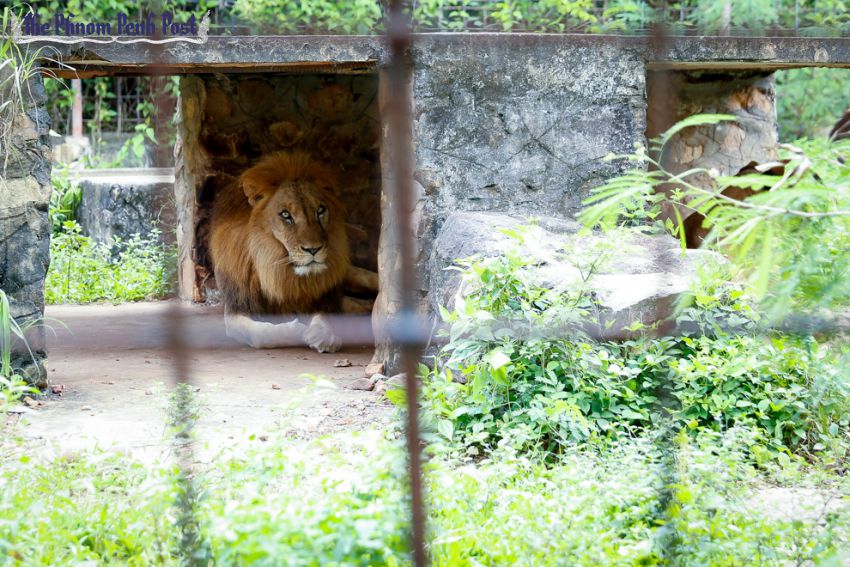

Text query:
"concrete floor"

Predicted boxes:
[[7, 302, 393, 461]]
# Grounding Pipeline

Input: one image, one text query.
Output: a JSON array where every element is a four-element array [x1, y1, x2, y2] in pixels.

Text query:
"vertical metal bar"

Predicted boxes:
[[71, 78, 82, 138], [386, 2, 428, 565], [648, 7, 682, 562], [166, 303, 205, 565], [143, 11, 206, 563]]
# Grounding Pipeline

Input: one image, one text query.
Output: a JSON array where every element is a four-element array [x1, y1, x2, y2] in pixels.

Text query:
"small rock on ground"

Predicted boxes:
[[365, 362, 384, 376], [347, 377, 375, 391]]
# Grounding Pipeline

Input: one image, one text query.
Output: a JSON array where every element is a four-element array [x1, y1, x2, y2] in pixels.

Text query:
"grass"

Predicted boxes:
[[0, 427, 847, 566]]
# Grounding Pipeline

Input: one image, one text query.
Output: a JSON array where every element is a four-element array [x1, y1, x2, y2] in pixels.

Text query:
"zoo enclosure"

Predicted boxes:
[[6, 16, 850, 565]]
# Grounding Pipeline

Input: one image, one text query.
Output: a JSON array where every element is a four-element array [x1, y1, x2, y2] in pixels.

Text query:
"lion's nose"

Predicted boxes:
[[301, 246, 323, 256]]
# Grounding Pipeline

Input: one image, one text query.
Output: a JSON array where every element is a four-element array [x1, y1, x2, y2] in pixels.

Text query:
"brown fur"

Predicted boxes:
[[210, 151, 349, 316]]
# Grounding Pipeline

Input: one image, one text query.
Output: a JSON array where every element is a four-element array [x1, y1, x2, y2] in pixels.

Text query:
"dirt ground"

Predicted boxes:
[[5, 302, 394, 461]]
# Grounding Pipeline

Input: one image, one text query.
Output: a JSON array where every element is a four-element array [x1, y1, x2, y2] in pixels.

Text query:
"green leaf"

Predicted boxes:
[[489, 349, 512, 370]]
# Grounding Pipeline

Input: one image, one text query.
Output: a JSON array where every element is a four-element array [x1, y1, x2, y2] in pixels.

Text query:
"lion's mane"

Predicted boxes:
[[209, 152, 350, 316]]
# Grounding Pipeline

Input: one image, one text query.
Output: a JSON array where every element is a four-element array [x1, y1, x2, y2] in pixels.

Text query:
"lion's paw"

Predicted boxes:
[[303, 315, 342, 353]]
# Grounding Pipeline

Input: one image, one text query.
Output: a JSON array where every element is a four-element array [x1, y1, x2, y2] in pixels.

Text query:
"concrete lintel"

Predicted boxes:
[[25, 34, 850, 77]]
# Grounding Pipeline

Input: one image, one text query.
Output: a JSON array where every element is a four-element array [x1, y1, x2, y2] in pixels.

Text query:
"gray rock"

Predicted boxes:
[[74, 169, 176, 245], [429, 211, 580, 313], [369, 373, 387, 385], [431, 211, 724, 340], [347, 377, 374, 391], [386, 373, 407, 387], [0, 73, 51, 386]]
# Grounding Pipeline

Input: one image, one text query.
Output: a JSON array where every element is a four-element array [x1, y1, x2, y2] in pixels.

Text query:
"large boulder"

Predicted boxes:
[[430, 212, 722, 339]]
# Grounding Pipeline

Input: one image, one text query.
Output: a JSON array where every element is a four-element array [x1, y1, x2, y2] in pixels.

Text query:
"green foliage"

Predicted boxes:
[[776, 68, 850, 141], [421, 243, 850, 460], [691, 0, 778, 32], [46, 222, 174, 304], [487, 0, 598, 32], [599, 0, 654, 33], [33, 0, 214, 22], [1, 432, 847, 565], [583, 118, 850, 318], [48, 169, 82, 234], [0, 291, 37, 408], [233, 0, 383, 34], [0, 437, 411, 565], [427, 433, 849, 565], [16, 0, 850, 34]]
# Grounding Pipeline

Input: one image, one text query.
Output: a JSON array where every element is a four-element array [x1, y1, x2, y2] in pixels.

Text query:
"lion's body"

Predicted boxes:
[[209, 152, 350, 319]]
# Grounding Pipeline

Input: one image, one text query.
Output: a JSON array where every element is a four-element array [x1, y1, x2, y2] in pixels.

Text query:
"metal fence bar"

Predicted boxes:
[[142, 25, 208, 564], [646, 10, 682, 563], [387, 1, 429, 565]]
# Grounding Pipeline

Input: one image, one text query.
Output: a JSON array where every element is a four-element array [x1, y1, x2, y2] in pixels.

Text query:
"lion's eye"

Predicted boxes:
[[279, 210, 292, 223], [317, 205, 327, 216]]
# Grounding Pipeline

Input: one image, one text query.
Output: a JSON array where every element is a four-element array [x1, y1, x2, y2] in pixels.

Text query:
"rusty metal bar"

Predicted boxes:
[[386, 1, 428, 565], [143, 15, 207, 564], [647, 8, 682, 563], [165, 303, 206, 565]]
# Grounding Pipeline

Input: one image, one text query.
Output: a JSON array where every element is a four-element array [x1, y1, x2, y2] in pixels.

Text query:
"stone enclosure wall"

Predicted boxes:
[[1, 35, 788, 380], [75, 169, 177, 246], [0, 75, 51, 386]]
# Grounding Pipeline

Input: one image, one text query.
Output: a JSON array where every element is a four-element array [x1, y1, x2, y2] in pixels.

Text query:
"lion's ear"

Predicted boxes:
[[241, 173, 272, 207]]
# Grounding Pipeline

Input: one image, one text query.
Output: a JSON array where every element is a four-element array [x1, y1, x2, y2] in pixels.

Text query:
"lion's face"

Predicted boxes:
[[239, 153, 349, 282], [259, 181, 338, 276]]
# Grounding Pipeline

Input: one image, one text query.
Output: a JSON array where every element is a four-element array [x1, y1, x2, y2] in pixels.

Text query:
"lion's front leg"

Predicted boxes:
[[302, 314, 342, 353], [225, 312, 308, 349]]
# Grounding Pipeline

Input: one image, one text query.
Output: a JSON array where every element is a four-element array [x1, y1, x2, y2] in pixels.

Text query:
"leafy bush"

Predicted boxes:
[[0, 438, 411, 565], [584, 119, 850, 318], [46, 222, 174, 304], [48, 170, 82, 235], [776, 68, 850, 141], [20, 0, 850, 34], [233, 0, 383, 34], [422, 241, 850, 460]]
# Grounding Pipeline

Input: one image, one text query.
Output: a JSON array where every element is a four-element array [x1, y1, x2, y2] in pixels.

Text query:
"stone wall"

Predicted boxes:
[[175, 72, 381, 302], [373, 38, 648, 370], [75, 170, 176, 246], [0, 74, 52, 387]]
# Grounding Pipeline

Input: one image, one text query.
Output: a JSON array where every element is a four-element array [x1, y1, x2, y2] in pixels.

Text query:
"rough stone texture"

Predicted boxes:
[[175, 76, 208, 302], [175, 72, 381, 302], [430, 211, 722, 339], [0, 74, 52, 386], [413, 39, 646, 219], [74, 169, 176, 245], [647, 70, 778, 221], [372, 39, 647, 372]]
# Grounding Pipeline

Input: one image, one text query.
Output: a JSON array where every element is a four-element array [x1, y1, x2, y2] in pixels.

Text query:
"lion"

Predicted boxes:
[[209, 151, 377, 352]]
